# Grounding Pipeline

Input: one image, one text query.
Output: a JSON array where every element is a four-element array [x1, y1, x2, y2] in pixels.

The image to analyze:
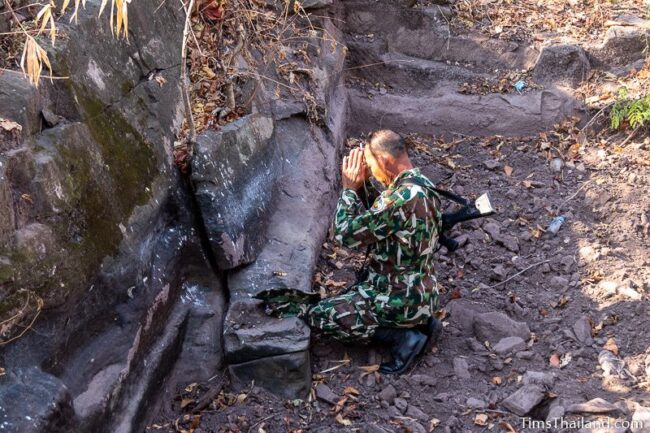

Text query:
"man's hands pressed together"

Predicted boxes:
[[341, 148, 368, 191]]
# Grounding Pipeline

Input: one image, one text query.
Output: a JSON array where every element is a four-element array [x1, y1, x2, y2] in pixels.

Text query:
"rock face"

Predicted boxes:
[[192, 115, 277, 269], [0, 1, 227, 433]]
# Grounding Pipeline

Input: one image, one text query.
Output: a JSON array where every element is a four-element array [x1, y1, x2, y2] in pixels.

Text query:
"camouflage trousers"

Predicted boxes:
[[255, 283, 436, 342]]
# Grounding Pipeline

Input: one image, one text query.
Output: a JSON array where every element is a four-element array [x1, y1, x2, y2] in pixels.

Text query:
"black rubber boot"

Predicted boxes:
[[419, 316, 443, 346], [373, 327, 428, 374]]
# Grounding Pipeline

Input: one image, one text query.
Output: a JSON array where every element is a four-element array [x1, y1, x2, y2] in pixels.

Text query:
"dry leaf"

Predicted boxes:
[[180, 398, 194, 409], [474, 414, 489, 426], [343, 386, 359, 396], [335, 414, 352, 426], [499, 421, 517, 433], [504, 165, 513, 176], [491, 376, 502, 385], [549, 353, 561, 368], [258, 423, 267, 433], [429, 417, 441, 432], [0, 118, 22, 132], [603, 338, 619, 356]]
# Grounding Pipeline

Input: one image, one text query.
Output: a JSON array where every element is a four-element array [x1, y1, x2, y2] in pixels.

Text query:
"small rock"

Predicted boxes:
[[466, 337, 488, 353], [387, 406, 402, 418], [546, 405, 565, 421], [573, 316, 593, 345], [300, 0, 332, 8], [484, 160, 499, 170], [497, 235, 520, 252], [410, 374, 436, 387], [522, 371, 555, 388], [550, 158, 564, 172], [466, 397, 488, 409], [483, 222, 501, 240], [394, 397, 408, 413], [365, 424, 394, 433], [493, 336, 526, 355], [599, 350, 626, 377], [316, 384, 339, 405], [473, 311, 531, 345], [550, 276, 569, 288], [402, 420, 427, 433], [41, 108, 60, 127], [598, 280, 619, 297], [453, 357, 471, 379], [579, 246, 600, 263], [406, 404, 428, 421], [516, 351, 535, 360], [501, 385, 545, 416], [379, 384, 397, 404], [492, 265, 508, 281], [567, 398, 619, 414]]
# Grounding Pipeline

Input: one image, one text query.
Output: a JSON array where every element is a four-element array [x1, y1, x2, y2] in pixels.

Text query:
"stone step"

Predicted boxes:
[[347, 85, 581, 137]]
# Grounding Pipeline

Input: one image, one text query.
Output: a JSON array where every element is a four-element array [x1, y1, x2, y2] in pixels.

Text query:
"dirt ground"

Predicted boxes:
[[147, 120, 650, 433]]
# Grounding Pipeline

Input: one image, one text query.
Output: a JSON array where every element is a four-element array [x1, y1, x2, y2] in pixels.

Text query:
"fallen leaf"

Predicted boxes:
[[334, 396, 348, 414], [0, 118, 22, 132], [504, 165, 513, 176], [258, 423, 267, 433], [474, 414, 489, 426], [335, 414, 352, 426], [499, 421, 517, 433], [491, 376, 502, 385], [429, 417, 441, 432], [185, 383, 198, 393], [603, 338, 619, 355], [549, 353, 561, 368], [343, 386, 359, 396], [359, 364, 379, 378], [180, 398, 194, 409]]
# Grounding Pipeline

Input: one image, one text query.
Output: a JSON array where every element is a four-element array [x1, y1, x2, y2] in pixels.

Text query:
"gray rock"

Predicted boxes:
[[315, 384, 339, 405], [453, 357, 471, 379], [406, 405, 428, 421], [573, 316, 593, 345], [483, 221, 501, 240], [533, 44, 590, 88], [501, 385, 545, 416], [546, 405, 565, 421], [192, 115, 277, 270], [365, 424, 395, 433], [567, 398, 619, 415], [484, 160, 500, 170], [466, 397, 488, 409], [41, 108, 60, 127], [550, 276, 569, 288], [0, 367, 77, 433], [493, 336, 526, 355], [409, 374, 436, 387], [497, 234, 520, 252], [223, 300, 310, 363], [492, 264, 508, 281], [522, 371, 555, 388], [379, 384, 398, 404], [394, 397, 408, 413], [402, 420, 427, 433], [228, 351, 311, 399], [591, 26, 650, 67], [299, 0, 333, 8], [474, 312, 531, 345]]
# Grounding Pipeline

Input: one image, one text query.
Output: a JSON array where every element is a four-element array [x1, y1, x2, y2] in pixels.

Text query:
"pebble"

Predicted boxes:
[[409, 374, 436, 387], [315, 384, 339, 405], [573, 316, 594, 345], [550, 276, 569, 288], [501, 385, 545, 416], [405, 404, 428, 421], [546, 405, 565, 421], [484, 160, 499, 170], [365, 424, 395, 433], [550, 157, 564, 172], [492, 264, 508, 281], [516, 351, 535, 360], [379, 385, 397, 404], [453, 357, 471, 379], [394, 397, 408, 414], [522, 371, 555, 388], [493, 336, 526, 355], [567, 398, 619, 414], [466, 397, 488, 409]]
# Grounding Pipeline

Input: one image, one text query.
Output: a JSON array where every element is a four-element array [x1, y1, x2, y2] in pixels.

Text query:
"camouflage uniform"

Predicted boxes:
[[257, 168, 442, 342]]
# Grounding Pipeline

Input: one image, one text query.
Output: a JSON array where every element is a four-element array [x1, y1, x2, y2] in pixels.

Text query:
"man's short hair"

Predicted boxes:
[[368, 129, 406, 158]]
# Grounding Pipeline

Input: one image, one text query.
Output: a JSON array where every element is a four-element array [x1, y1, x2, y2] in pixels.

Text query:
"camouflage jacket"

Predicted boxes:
[[333, 168, 442, 311]]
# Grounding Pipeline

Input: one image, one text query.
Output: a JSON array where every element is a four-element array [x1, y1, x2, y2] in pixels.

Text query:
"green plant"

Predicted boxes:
[[610, 87, 650, 130]]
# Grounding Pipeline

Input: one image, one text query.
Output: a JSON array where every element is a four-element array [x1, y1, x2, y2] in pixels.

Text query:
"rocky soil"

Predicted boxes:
[[149, 120, 650, 433], [147, 0, 650, 428]]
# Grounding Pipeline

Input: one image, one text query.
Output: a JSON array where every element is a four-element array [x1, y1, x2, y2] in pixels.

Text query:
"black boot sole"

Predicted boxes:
[[379, 334, 428, 375]]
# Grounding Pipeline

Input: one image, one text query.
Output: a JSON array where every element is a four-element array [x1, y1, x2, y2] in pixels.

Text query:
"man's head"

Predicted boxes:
[[363, 129, 412, 186]]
